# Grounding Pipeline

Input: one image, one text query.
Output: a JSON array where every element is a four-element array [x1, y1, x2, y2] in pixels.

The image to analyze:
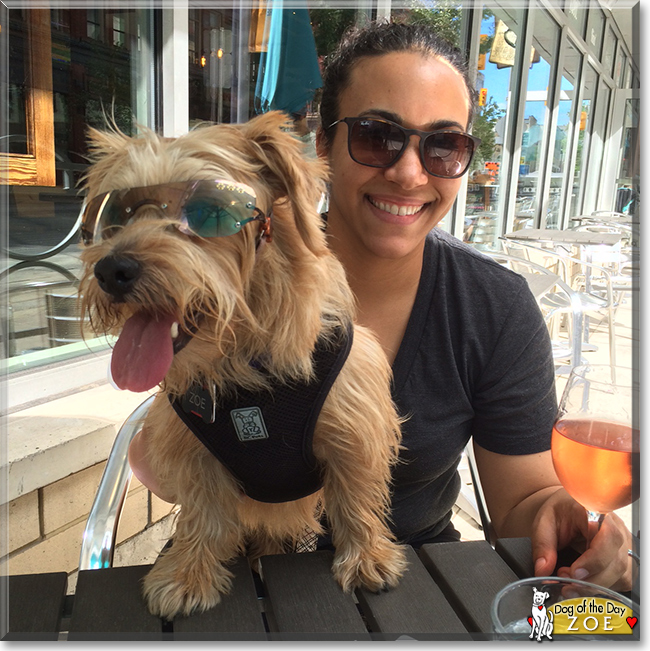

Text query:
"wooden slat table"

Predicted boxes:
[[3, 538, 538, 641]]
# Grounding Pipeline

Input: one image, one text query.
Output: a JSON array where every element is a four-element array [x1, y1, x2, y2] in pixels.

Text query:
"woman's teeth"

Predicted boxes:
[[171, 322, 179, 339], [370, 198, 424, 216]]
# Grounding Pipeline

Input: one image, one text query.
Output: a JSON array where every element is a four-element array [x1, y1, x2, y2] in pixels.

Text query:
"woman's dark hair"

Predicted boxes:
[[319, 20, 478, 147]]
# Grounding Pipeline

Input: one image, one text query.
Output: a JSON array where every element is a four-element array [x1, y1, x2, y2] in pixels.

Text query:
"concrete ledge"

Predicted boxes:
[[3, 384, 152, 504], [6, 416, 116, 503], [3, 350, 114, 413]]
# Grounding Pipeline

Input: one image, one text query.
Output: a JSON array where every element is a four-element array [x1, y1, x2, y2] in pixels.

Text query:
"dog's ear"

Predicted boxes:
[[240, 111, 329, 256]]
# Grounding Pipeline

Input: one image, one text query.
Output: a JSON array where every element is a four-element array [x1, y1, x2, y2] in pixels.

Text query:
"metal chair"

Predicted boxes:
[[501, 239, 618, 370], [484, 250, 584, 372], [569, 223, 639, 299], [79, 395, 155, 570], [459, 441, 495, 545]]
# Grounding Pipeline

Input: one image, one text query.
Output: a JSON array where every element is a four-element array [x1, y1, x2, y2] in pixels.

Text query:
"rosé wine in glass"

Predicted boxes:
[[551, 365, 638, 547], [552, 418, 639, 513]]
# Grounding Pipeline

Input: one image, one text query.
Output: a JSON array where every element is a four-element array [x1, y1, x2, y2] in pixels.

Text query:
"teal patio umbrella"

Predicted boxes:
[[254, 1, 322, 116]]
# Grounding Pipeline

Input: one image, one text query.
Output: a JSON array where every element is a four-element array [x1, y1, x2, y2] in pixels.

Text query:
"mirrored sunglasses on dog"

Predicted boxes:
[[327, 117, 481, 179], [80, 179, 271, 246]]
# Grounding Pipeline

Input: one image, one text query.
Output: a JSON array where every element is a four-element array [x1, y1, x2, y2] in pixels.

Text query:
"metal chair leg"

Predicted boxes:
[[79, 395, 155, 570]]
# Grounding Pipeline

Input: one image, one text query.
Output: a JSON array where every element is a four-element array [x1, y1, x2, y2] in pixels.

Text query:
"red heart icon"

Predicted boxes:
[[627, 617, 637, 630], [528, 616, 533, 627], [538, 605, 543, 610]]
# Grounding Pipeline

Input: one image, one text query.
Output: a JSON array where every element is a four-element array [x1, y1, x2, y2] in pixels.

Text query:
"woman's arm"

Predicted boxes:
[[474, 442, 634, 592], [128, 426, 178, 504]]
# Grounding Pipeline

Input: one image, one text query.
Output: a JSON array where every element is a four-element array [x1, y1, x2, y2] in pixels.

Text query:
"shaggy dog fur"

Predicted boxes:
[[79, 111, 406, 619]]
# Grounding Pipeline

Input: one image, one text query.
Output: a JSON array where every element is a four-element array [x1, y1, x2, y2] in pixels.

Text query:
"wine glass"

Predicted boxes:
[[551, 364, 639, 548]]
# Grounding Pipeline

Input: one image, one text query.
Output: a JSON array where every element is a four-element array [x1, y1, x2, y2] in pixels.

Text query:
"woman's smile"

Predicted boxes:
[[321, 51, 471, 262], [366, 194, 430, 224]]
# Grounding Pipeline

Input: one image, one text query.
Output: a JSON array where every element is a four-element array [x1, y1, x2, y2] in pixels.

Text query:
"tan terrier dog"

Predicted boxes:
[[79, 111, 406, 620]]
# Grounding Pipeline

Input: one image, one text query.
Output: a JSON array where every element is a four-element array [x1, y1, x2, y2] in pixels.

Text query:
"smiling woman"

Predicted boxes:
[[313, 20, 634, 595], [318, 51, 472, 267]]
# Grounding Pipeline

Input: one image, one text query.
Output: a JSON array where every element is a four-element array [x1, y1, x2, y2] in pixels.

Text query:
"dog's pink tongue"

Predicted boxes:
[[111, 312, 176, 392]]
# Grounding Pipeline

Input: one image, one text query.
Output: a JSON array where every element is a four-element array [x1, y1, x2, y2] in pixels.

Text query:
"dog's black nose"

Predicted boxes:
[[94, 255, 141, 300]]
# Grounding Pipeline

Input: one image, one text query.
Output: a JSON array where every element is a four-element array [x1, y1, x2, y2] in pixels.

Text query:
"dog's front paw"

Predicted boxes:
[[333, 540, 407, 593], [142, 560, 233, 620]]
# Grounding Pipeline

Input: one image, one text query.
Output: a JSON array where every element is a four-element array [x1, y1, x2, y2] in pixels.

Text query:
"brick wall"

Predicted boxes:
[[3, 461, 177, 586]]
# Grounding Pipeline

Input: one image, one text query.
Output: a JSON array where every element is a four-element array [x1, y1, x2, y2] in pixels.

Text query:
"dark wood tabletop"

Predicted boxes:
[[2, 537, 544, 641]]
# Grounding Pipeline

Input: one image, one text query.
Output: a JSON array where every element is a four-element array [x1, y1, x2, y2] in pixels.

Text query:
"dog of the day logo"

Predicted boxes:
[[527, 588, 637, 641]]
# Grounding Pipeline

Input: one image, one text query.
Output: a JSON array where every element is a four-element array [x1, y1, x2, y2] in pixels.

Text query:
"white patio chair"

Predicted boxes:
[[568, 223, 639, 299], [457, 441, 495, 544], [483, 250, 584, 371], [501, 239, 618, 370]]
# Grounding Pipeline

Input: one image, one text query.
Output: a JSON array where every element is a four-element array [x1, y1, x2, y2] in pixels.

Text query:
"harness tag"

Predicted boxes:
[[230, 407, 269, 442], [182, 384, 216, 423]]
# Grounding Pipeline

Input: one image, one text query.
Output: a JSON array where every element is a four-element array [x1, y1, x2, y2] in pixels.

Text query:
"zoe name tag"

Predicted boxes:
[[182, 385, 216, 423]]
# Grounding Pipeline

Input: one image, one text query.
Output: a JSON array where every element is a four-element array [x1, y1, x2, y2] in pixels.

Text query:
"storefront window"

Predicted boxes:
[[514, 10, 558, 230], [602, 25, 616, 78], [615, 48, 627, 88], [569, 63, 597, 219], [563, 0, 587, 39], [581, 79, 611, 214], [586, 8, 605, 58], [615, 97, 639, 219], [188, 7, 235, 125], [545, 40, 579, 229], [624, 64, 633, 89], [3, 8, 157, 371], [463, 6, 519, 247]]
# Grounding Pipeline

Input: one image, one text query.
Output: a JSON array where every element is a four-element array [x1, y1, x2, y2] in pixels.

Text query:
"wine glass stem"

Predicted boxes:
[[586, 510, 605, 548]]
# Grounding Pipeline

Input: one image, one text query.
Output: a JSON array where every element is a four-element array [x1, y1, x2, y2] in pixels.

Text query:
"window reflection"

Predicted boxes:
[[564, 0, 588, 39], [4, 7, 155, 366], [188, 8, 234, 126], [514, 11, 558, 230], [586, 8, 605, 56], [581, 81, 611, 214], [602, 26, 617, 78], [463, 8, 518, 248], [615, 98, 639, 219], [545, 41, 579, 229], [569, 63, 597, 219]]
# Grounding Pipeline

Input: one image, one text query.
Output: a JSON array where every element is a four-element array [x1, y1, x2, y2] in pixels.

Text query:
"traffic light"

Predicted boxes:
[[478, 88, 488, 107]]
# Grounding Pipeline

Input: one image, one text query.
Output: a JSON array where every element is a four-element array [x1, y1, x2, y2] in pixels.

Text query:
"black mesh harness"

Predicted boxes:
[[170, 323, 353, 503]]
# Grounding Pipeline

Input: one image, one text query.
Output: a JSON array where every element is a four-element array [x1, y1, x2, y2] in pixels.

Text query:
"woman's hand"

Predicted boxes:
[[475, 445, 635, 592], [531, 488, 634, 592]]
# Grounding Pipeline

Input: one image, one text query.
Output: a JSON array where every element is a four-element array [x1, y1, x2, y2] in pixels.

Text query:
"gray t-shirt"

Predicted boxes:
[[388, 229, 557, 545]]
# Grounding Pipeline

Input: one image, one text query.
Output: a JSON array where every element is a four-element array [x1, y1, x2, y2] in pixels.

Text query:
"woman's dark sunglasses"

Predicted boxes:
[[80, 179, 271, 246], [327, 117, 481, 179]]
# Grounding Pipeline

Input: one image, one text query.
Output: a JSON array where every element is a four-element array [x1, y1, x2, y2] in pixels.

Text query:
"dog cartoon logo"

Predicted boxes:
[[230, 407, 269, 441], [529, 587, 554, 642]]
